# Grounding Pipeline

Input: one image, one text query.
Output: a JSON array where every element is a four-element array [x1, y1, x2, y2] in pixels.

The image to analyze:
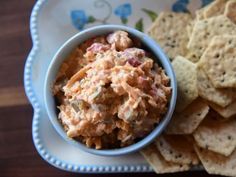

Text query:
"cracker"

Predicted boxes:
[[196, 8, 206, 20], [208, 101, 236, 118], [140, 144, 190, 173], [199, 35, 236, 88], [195, 1, 219, 20], [148, 12, 192, 60], [172, 56, 198, 112], [224, 0, 236, 23], [194, 145, 236, 176], [155, 135, 199, 165], [186, 21, 194, 38], [195, 4, 210, 20], [203, 0, 228, 18], [187, 15, 236, 61], [185, 52, 199, 63], [189, 2, 213, 38], [196, 67, 235, 107], [193, 113, 236, 156], [166, 98, 209, 134]]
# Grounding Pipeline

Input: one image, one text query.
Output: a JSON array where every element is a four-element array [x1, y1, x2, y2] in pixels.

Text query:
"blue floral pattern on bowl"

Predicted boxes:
[[70, 0, 158, 32], [201, 0, 214, 7], [70, 0, 215, 32], [172, 0, 190, 13], [114, 3, 132, 24], [71, 10, 88, 30]]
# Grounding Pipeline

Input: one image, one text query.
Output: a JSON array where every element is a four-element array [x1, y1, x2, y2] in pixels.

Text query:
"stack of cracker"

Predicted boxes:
[[141, 0, 236, 176]]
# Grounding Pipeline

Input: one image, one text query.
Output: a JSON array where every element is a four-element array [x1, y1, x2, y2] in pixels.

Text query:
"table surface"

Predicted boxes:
[[0, 0, 221, 176]]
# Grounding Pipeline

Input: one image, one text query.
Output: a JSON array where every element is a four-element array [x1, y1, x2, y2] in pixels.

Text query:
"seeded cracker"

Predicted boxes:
[[194, 145, 236, 177], [203, 0, 228, 18], [224, 0, 236, 23], [185, 52, 200, 63], [208, 101, 236, 118], [196, 8, 206, 20], [186, 6, 208, 62], [187, 15, 236, 61], [143, 1, 236, 175], [195, 2, 212, 20], [196, 67, 235, 107], [148, 12, 192, 60], [140, 144, 189, 173], [172, 56, 198, 112], [155, 135, 199, 165], [199, 35, 236, 88], [166, 98, 209, 134], [193, 112, 236, 156], [186, 21, 194, 38]]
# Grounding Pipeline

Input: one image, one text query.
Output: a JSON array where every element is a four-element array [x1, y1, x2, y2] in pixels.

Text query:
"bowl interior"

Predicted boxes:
[[44, 25, 177, 156]]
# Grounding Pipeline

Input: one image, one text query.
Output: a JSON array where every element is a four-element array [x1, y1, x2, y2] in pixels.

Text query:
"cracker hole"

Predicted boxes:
[[159, 141, 163, 147], [214, 53, 220, 58]]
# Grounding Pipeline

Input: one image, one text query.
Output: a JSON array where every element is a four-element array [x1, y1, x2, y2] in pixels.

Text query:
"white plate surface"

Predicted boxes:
[[24, 0, 209, 173]]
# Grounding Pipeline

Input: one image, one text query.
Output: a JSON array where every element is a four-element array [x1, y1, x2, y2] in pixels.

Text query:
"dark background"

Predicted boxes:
[[0, 0, 220, 176]]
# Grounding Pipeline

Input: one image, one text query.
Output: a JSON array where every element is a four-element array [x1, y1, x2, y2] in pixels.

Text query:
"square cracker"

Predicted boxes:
[[186, 20, 194, 38], [196, 67, 235, 107], [195, 1, 214, 20], [208, 101, 236, 118], [187, 15, 236, 61], [203, 0, 228, 18], [172, 56, 198, 112], [140, 144, 189, 173], [166, 98, 209, 134], [224, 0, 236, 23], [193, 112, 236, 156], [148, 12, 192, 60], [199, 35, 236, 88], [196, 7, 207, 20], [155, 134, 199, 165], [194, 145, 236, 177]]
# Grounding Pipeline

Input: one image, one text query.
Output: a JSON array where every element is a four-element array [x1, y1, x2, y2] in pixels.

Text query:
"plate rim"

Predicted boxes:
[[23, 0, 205, 173], [24, 0, 153, 173]]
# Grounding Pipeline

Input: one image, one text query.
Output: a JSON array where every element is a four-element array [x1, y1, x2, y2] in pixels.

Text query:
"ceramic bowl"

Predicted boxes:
[[44, 24, 177, 156]]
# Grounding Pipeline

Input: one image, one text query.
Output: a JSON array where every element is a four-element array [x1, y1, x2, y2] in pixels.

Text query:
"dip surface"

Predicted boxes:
[[53, 31, 171, 149]]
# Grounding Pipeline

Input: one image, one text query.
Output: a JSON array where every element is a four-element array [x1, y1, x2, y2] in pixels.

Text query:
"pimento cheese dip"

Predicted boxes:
[[53, 31, 171, 149]]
